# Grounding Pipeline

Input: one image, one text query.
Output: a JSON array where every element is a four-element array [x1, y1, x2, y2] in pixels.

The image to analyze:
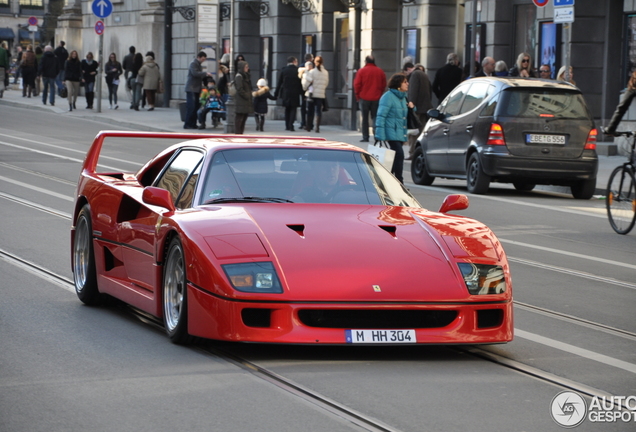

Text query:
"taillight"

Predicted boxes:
[[584, 128, 597, 150], [487, 123, 505, 146]]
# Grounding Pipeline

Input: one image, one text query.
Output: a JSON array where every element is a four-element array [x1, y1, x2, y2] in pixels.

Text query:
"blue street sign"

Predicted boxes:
[[92, 0, 113, 19], [554, 0, 575, 6]]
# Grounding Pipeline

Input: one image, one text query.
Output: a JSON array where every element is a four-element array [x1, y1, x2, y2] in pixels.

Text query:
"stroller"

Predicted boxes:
[[198, 90, 227, 129]]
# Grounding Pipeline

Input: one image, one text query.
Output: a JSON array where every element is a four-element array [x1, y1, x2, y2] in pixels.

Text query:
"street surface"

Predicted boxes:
[[0, 99, 635, 432]]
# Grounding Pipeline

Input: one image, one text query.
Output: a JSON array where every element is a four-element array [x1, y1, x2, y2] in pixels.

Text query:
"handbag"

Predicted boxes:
[[60, 85, 68, 98], [407, 106, 422, 130], [367, 141, 396, 171], [157, 78, 164, 94]]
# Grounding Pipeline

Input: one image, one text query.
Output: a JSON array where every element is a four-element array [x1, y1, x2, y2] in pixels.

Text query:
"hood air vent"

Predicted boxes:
[[287, 224, 305, 237], [378, 225, 397, 238]]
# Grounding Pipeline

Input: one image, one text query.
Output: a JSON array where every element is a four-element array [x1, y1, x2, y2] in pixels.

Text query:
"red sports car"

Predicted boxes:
[[71, 131, 513, 345]]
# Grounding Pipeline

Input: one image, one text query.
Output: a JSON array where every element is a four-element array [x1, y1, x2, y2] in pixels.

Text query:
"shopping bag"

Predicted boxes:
[[367, 141, 396, 171]]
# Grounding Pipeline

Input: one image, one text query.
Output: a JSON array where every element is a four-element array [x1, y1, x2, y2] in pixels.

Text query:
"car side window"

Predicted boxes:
[[480, 86, 499, 117], [459, 82, 490, 114], [155, 149, 204, 205], [175, 162, 202, 209], [442, 85, 468, 116]]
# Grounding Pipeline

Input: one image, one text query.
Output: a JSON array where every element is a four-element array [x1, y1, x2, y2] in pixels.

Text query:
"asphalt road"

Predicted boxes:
[[0, 106, 635, 432]]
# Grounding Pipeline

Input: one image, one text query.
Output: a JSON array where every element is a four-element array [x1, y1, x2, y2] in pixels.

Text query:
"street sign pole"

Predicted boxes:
[[91, 0, 112, 114], [96, 33, 103, 113]]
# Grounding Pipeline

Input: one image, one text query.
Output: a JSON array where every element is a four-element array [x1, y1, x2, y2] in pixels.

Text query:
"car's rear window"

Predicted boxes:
[[497, 88, 590, 119]]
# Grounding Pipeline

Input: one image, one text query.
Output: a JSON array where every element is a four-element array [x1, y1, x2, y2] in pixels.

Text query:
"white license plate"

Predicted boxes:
[[526, 134, 566, 145], [345, 329, 417, 344]]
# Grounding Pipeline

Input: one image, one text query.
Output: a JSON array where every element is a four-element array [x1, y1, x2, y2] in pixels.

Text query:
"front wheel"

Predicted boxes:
[[410, 146, 435, 185], [163, 237, 191, 344], [606, 166, 636, 234], [466, 153, 490, 194], [73, 205, 101, 305]]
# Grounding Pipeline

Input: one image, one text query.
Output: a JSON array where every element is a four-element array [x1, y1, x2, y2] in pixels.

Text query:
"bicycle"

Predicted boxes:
[[603, 128, 636, 234]]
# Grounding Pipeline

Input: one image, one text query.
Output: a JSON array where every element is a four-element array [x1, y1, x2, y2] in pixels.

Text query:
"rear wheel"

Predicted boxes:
[[571, 178, 596, 200], [513, 182, 536, 192], [606, 166, 636, 234], [73, 205, 101, 305], [410, 146, 435, 185], [466, 153, 490, 194], [163, 237, 191, 344]]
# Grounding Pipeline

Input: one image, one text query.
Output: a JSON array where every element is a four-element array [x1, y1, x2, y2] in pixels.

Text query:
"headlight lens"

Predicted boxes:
[[222, 262, 283, 293], [457, 263, 506, 295]]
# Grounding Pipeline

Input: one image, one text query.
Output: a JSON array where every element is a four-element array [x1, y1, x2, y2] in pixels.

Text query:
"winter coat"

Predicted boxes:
[[508, 65, 536, 78], [274, 63, 302, 108], [353, 63, 387, 101], [64, 58, 82, 82], [21, 50, 37, 76], [185, 58, 207, 93], [252, 86, 276, 114], [54, 46, 68, 71], [81, 59, 99, 84], [105, 60, 122, 85], [138, 56, 160, 91], [38, 51, 58, 79], [0, 46, 11, 69], [432, 63, 462, 102], [305, 66, 329, 99], [375, 88, 408, 142], [407, 69, 433, 114], [234, 61, 253, 114]]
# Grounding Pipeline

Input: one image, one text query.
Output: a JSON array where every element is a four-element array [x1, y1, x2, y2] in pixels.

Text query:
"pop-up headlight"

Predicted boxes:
[[457, 263, 506, 295], [222, 262, 283, 293]]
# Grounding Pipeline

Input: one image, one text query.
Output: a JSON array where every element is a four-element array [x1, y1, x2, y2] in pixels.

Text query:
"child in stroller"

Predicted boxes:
[[198, 84, 226, 129]]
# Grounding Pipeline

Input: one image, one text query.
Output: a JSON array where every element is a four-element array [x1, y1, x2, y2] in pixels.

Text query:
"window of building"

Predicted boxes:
[[20, 0, 44, 7]]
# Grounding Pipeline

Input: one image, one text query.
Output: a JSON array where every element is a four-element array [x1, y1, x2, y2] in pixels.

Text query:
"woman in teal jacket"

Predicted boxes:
[[375, 73, 412, 183]]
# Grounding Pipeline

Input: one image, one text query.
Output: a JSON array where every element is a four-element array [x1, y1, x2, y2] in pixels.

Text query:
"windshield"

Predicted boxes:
[[497, 88, 590, 119], [198, 148, 421, 208]]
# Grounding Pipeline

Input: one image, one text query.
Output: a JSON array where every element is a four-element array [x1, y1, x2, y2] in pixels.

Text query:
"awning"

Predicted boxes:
[[18, 29, 41, 41], [0, 28, 15, 40]]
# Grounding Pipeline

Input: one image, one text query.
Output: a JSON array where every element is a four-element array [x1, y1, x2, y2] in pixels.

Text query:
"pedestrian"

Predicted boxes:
[[54, 41, 68, 96], [509, 52, 536, 78], [21, 45, 37, 98], [38, 45, 58, 106], [216, 63, 229, 105], [274, 56, 303, 131], [198, 83, 226, 129], [557, 66, 575, 86], [13, 46, 22, 84], [130, 52, 144, 110], [183, 51, 212, 129], [406, 64, 432, 160], [252, 78, 276, 131], [402, 62, 415, 77], [432, 53, 463, 103], [81, 52, 98, 109], [234, 53, 245, 73], [122, 46, 135, 102], [220, 53, 230, 69], [474, 57, 495, 77], [298, 52, 314, 129], [0, 41, 9, 98], [538, 64, 552, 80], [138, 52, 161, 111], [304, 55, 329, 133], [105, 53, 123, 109], [604, 70, 636, 136], [34, 46, 43, 97], [375, 73, 412, 183], [300, 61, 315, 130], [494, 60, 509, 77], [353, 55, 387, 143], [64, 50, 82, 111], [233, 60, 253, 134]]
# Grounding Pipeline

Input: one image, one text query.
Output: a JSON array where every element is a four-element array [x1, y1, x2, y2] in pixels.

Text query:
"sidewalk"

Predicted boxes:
[[0, 85, 623, 195]]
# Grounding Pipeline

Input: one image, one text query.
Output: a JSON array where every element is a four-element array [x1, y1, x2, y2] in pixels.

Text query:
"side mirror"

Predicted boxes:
[[142, 186, 175, 212], [438, 194, 469, 213], [427, 109, 449, 124]]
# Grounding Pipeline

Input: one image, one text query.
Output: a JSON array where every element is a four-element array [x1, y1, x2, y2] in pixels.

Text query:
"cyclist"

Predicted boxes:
[[604, 70, 636, 136]]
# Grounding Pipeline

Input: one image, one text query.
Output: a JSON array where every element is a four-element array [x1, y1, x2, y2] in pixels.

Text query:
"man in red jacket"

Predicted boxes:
[[354, 56, 387, 142]]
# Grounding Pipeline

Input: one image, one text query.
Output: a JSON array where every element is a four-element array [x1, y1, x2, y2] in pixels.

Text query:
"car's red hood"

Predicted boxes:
[[187, 204, 506, 302]]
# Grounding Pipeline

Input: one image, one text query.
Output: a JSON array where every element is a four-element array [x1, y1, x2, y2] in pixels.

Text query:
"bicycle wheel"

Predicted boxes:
[[606, 165, 636, 234]]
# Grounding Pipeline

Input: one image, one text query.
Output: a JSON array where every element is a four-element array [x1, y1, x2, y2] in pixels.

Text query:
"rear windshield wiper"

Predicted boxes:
[[203, 196, 294, 204]]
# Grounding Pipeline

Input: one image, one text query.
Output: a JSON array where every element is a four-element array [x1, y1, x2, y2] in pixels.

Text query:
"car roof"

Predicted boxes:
[[175, 137, 366, 153], [467, 77, 580, 92]]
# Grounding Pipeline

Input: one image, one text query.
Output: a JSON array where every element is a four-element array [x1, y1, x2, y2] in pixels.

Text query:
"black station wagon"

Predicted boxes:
[[411, 77, 598, 199]]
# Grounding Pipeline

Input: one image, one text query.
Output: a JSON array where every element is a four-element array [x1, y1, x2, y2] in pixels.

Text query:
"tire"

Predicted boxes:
[[606, 166, 636, 234], [466, 153, 490, 194], [73, 205, 101, 305], [410, 146, 435, 185], [571, 178, 596, 200], [513, 182, 535, 192], [163, 237, 191, 344]]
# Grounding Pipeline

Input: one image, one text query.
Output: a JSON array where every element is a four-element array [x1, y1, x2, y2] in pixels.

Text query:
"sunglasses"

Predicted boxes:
[[522, 59, 530, 63], [540, 69, 550, 73]]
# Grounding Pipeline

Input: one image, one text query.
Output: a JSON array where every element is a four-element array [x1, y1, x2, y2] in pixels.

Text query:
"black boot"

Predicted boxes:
[[259, 116, 265, 132], [87, 92, 93, 109], [315, 116, 321, 133]]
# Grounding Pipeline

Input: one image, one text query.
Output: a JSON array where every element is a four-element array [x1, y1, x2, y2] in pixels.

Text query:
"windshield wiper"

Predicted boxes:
[[203, 196, 294, 204]]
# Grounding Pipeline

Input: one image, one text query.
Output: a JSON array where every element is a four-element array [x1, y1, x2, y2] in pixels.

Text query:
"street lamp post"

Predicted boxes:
[[224, 0, 235, 133]]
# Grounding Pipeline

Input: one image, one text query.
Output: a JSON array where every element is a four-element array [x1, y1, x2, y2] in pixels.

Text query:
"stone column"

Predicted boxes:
[[55, 0, 82, 49]]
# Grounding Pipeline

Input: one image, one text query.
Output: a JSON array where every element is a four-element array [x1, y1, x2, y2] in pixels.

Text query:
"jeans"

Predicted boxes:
[[132, 82, 143, 108], [388, 140, 405, 183], [284, 106, 297, 130], [107, 82, 119, 105], [42, 77, 56, 105], [359, 99, 379, 141], [185, 91, 200, 127], [56, 70, 65, 95]]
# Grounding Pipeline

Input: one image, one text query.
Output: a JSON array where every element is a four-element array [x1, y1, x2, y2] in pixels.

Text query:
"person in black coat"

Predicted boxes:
[[432, 53, 463, 103], [54, 41, 68, 95], [64, 50, 82, 111], [252, 78, 276, 131], [81, 52, 99, 109], [274, 56, 303, 131], [38, 46, 58, 106]]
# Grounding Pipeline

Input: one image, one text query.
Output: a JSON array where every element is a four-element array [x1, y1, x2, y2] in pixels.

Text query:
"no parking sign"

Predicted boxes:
[[532, 0, 549, 6], [95, 20, 104, 35]]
